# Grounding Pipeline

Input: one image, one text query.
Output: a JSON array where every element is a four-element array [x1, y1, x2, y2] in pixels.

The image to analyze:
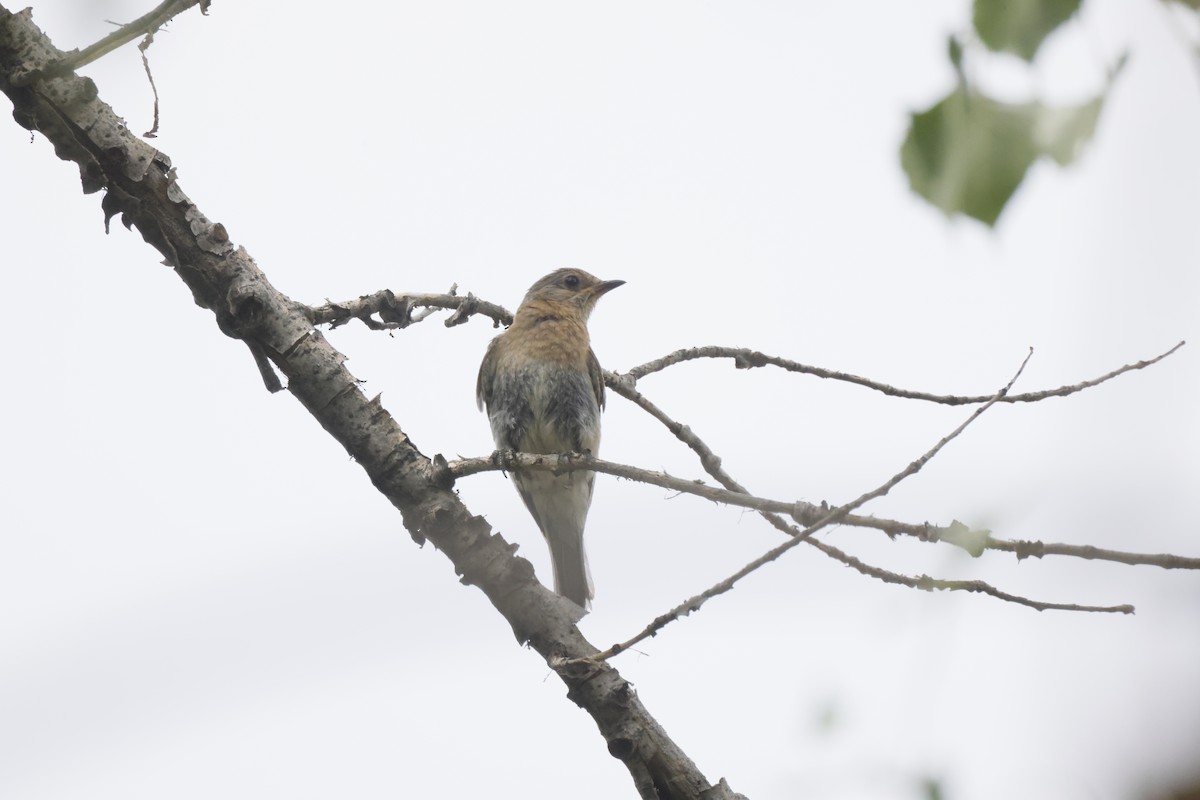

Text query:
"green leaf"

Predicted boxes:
[[973, 0, 1081, 61], [900, 86, 1035, 226], [947, 34, 965, 75], [1032, 95, 1104, 166], [900, 82, 1111, 226]]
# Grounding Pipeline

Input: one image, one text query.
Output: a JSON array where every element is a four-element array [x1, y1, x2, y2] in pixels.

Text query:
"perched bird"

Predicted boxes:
[[476, 269, 624, 608]]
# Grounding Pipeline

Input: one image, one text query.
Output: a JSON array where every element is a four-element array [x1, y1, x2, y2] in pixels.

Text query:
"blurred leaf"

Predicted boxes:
[[1032, 95, 1104, 166], [947, 34, 965, 75], [901, 86, 1035, 226], [973, 0, 1082, 61], [900, 80, 1113, 226], [921, 776, 946, 800], [941, 520, 992, 557], [813, 701, 839, 734]]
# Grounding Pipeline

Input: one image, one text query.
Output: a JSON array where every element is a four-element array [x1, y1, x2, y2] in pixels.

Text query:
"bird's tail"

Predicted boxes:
[[515, 471, 595, 609], [546, 521, 593, 609]]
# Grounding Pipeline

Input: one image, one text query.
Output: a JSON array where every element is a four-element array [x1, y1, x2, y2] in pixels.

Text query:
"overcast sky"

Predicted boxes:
[[3, 1, 1198, 799]]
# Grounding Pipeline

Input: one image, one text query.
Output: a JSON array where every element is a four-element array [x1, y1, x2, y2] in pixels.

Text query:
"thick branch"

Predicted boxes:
[[0, 10, 742, 799]]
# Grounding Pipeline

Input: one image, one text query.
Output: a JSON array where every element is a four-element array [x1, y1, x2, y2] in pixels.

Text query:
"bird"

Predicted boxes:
[[476, 268, 624, 609]]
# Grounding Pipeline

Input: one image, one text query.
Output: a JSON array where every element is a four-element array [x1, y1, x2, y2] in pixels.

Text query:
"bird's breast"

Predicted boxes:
[[488, 357, 601, 455], [506, 314, 591, 366]]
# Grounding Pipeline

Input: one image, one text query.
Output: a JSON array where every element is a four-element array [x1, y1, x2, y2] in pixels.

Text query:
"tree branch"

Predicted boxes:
[[0, 10, 743, 798], [309, 293, 1184, 415], [803, 536, 1134, 615], [445, 452, 1200, 574], [45, 0, 206, 76], [306, 288, 511, 330], [600, 343, 1195, 605], [987, 537, 1200, 570], [578, 350, 1131, 662], [619, 342, 1186, 404]]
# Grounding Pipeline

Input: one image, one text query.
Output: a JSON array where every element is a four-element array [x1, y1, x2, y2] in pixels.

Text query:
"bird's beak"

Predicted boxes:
[[590, 279, 625, 298]]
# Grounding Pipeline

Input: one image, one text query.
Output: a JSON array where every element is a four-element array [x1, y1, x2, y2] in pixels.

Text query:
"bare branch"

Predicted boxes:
[[605, 367, 985, 610], [313, 291, 1184, 424], [306, 290, 511, 331], [604, 341, 1198, 588], [605, 378, 754, 495], [988, 537, 1200, 570], [620, 341, 1186, 405], [607, 358, 1019, 598], [47, 0, 206, 76], [835, 513, 1200, 571], [583, 351, 1071, 661], [804, 537, 1134, 614], [448, 451, 775, 510], [447, 453, 1200, 576], [137, 30, 160, 138]]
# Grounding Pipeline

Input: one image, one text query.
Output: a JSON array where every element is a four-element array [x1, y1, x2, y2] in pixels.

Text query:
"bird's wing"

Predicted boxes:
[[476, 337, 500, 411], [587, 347, 606, 410]]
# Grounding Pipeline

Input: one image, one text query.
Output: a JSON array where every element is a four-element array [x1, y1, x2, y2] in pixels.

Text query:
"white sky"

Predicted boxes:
[[2, 2, 1198, 799]]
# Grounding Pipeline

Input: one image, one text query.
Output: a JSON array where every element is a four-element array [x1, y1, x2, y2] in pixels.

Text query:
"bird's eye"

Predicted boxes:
[[563, 274, 580, 289]]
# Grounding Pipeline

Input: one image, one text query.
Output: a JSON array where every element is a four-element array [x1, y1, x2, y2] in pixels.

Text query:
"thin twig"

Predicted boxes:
[[315, 292, 1182, 419], [138, 31, 160, 137], [606, 363, 1059, 606], [620, 342, 1185, 405], [449, 448, 757, 511], [581, 350, 1100, 662], [804, 537, 1133, 614], [607, 340, 1189, 609], [988, 538, 1200, 570], [462, 456, 1132, 618], [307, 290, 511, 330], [447, 453, 1199, 573], [48, 0, 205, 75], [604, 379, 753, 494]]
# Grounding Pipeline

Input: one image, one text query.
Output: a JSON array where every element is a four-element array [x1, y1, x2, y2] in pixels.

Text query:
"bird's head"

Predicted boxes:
[[520, 268, 625, 321]]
